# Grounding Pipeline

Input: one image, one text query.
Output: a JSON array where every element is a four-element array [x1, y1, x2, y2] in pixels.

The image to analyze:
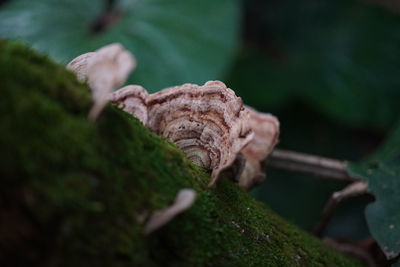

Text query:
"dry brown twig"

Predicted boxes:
[[324, 238, 377, 267], [267, 149, 358, 182], [266, 149, 369, 236]]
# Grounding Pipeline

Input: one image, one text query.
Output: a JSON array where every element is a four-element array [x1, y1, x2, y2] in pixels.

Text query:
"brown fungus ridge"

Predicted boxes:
[[110, 85, 148, 124], [238, 106, 280, 189], [112, 81, 254, 187]]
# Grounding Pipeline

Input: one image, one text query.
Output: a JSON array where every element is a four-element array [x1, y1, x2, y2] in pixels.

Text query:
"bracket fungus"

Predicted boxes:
[[143, 189, 197, 234], [67, 44, 280, 189], [238, 106, 280, 189], [67, 43, 136, 119], [111, 81, 254, 187], [111, 85, 149, 125]]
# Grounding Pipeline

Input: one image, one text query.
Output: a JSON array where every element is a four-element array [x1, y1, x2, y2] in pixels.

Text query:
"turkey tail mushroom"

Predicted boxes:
[[67, 43, 136, 120], [143, 189, 197, 234], [145, 81, 253, 187], [68, 46, 280, 188], [111, 81, 254, 187], [239, 106, 280, 189], [110, 85, 149, 125]]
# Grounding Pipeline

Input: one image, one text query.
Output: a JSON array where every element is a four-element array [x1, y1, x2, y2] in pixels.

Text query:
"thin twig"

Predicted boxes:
[[313, 181, 368, 236], [266, 149, 359, 182], [324, 238, 377, 267]]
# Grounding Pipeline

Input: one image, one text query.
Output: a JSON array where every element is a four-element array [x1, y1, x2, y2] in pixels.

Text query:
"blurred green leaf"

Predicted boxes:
[[227, 0, 400, 129], [349, 122, 400, 259], [0, 0, 239, 91]]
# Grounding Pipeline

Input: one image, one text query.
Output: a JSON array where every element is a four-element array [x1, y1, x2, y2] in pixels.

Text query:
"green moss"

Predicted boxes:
[[0, 41, 359, 266]]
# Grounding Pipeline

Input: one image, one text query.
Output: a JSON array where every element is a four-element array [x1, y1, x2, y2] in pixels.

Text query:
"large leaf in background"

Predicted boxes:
[[227, 0, 400, 129], [0, 0, 239, 92], [349, 122, 400, 259]]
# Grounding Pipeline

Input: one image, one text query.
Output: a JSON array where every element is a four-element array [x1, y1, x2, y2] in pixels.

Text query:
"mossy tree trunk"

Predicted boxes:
[[0, 41, 359, 266]]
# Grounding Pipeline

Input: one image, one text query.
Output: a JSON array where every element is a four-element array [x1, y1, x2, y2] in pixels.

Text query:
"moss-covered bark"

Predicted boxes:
[[0, 41, 359, 266]]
